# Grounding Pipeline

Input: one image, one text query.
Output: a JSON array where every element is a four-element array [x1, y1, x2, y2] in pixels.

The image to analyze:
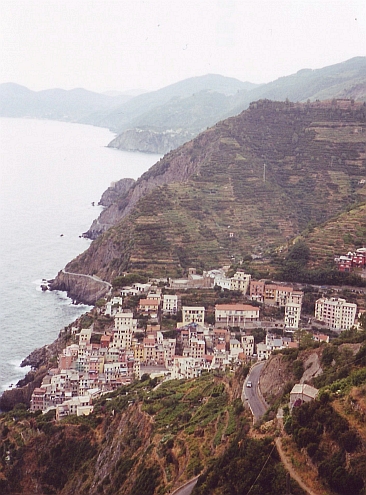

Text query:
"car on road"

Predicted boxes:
[[246, 381, 252, 388]]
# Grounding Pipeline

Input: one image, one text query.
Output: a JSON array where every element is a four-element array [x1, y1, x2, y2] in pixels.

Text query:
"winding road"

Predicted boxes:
[[242, 361, 269, 422], [62, 269, 112, 289]]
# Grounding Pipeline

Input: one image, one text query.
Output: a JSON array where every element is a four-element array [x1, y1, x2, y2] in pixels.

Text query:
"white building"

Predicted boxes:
[[171, 356, 204, 380], [241, 335, 255, 357], [112, 326, 134, 350], [215, 304, 259, 327], [315, 297, 357, 331], [190, 338, 206, 359], [182, 306, 205, 325], [229, 338, 243, 359], [257, 342, 271, 360], [290, 384, 318, 409], [162, 294, 178, 315], [285, 302, 302, 330], [114, 311, 137, 332], [105, 296, 123, 316]]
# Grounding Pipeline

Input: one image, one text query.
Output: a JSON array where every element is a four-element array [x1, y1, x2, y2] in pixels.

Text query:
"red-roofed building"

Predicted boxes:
[[138, 298, 160, 315], [100, 334, 112, 348]]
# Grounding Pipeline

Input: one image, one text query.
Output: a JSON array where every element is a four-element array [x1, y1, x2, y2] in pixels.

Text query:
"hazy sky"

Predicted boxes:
[[1, 0, 365, 93]]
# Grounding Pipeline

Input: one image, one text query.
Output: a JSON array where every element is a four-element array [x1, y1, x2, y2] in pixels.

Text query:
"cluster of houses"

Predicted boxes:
[[335, 247, 366, 272], [30, 269, 358, 419]]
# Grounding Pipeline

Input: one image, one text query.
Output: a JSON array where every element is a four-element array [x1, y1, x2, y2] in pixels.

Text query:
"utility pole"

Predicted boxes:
[[286, 472, 293, 494], [263, 163, 266, 183]]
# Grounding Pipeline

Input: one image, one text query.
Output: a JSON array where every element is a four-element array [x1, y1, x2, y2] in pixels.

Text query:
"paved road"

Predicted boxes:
[[172, 477, 199, 495], [62, 269, 112, 288], [243, 361, 268, 422]]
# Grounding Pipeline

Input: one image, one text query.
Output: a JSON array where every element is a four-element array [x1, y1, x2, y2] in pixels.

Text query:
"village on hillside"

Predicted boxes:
[[30, 267, 360, 420]]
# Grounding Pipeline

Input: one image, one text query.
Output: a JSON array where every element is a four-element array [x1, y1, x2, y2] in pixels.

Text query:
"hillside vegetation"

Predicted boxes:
[[64, 98, 366, 281], [0, 369, 303, 495], [296, 202, 366, 267], [2, 327, 366, 494]]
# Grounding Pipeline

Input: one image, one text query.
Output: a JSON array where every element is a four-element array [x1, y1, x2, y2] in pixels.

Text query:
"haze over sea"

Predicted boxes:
[[0, 118, 161, 393]]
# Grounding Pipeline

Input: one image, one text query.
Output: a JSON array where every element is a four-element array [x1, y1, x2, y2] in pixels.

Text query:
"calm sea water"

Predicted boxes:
[[0, 118, 161, 392]]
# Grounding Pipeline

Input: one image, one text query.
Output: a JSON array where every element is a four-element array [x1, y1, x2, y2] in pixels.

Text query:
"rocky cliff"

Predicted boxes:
[[83, 135, 204, 239], [49, 270, 111, 305], [98, 177, 135, 207]]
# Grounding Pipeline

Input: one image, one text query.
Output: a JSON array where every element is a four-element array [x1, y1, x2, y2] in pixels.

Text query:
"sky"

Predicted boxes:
[[1, 0, 365, 94]]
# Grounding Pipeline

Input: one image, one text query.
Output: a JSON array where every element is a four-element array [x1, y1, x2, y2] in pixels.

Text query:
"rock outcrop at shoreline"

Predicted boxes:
[[49, 270, 111, 305], [98, 177, 135, 208]]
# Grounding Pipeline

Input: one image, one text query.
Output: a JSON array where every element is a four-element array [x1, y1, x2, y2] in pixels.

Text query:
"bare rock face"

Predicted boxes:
[[98, 177, 135, 207], [49, 270, 110, 305]]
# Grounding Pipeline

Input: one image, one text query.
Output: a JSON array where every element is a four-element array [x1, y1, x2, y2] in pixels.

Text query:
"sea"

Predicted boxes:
[[0, 117, 161, 393]]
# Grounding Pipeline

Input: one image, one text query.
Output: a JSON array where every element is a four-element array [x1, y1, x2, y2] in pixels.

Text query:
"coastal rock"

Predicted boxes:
[[83, 177, 136, 239], [49, 270, 111, 305], [98, 177, 135, 207]]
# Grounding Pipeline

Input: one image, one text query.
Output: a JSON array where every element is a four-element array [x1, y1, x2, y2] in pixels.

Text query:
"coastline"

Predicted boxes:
[[0, 306, 90, 411]]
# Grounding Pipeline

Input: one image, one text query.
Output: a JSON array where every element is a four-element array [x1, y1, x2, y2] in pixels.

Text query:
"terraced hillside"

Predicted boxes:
[[298, 202, 366, 267], [64, 99, 366, 281]]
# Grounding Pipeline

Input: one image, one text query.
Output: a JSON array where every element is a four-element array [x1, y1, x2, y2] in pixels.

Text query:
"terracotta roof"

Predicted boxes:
[[139, 299, 159, 306]]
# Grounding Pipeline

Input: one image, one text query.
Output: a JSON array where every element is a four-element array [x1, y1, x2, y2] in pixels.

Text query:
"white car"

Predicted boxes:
[[246, 381, 252, 388]]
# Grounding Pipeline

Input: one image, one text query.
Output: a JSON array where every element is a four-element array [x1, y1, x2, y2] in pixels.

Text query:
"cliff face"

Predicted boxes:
[[85, 178, 136, 239], [49, 270, 111, 305], [259, 349, 323, 404], [108, 128, 194, 154], [84, 136, 204, 239], [98, 178, 135, 207]]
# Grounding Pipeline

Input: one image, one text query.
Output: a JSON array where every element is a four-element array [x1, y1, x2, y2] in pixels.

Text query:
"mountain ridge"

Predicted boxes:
[[2, 57, 366, 154], [51, 97, 366, 295]]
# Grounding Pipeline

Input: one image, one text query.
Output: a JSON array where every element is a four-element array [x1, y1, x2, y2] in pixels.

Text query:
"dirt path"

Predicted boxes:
[[275, 438, 319, 495]]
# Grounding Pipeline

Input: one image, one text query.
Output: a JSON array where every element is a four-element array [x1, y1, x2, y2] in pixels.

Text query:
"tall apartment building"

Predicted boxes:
[[162, 294, 178, 315], [315, 297, 357, 331], [285, 302, 302, 330], [249, 280, 265, 302], [114, 312, 137, 332], [241, 335, 255, 356], [230, 272, 251, 294]]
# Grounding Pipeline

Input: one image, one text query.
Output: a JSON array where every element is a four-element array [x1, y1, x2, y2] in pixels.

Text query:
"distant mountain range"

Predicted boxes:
[[1, 57, 365, 153]]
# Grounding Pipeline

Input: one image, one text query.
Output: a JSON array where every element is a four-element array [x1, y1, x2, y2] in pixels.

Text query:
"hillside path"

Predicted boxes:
[[275, 438, 318, 495], [62, 269, 112, 288]]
